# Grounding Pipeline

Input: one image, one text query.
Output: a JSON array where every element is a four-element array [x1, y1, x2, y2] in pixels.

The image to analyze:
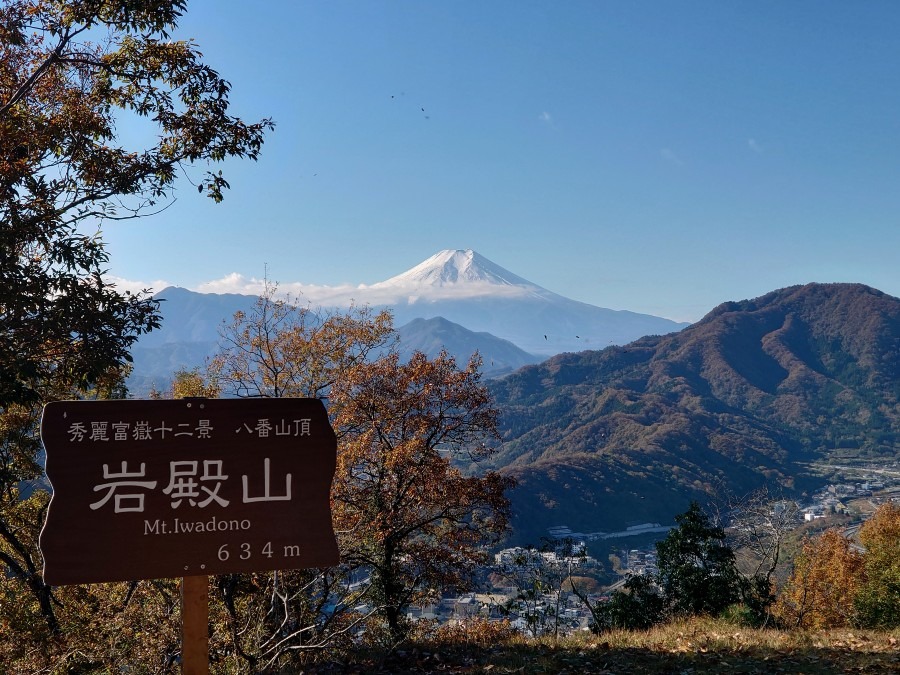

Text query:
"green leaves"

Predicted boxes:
[[656, 502, 742, 618], [1, 0, 271, 407], [854, 503, 900, 629], [0, 2, 269, 658], [592, 502, 745, 633]]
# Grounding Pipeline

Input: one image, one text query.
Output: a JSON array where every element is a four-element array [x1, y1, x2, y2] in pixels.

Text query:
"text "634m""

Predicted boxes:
[[218, 542, 302, 561]]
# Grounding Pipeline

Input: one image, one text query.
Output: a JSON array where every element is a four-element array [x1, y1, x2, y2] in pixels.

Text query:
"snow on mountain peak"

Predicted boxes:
[[376, 249, 537, 290], [179, 250, 551, 307]]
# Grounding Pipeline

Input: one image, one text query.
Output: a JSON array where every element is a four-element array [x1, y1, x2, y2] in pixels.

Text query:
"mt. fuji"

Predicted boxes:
[[377, 249, 688, 355], [372, 249, 537, 293], [127, 250, 688, 393]]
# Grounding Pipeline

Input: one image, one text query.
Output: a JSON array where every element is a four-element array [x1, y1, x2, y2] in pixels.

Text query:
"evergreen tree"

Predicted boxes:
[[656, 501, 742, 617]]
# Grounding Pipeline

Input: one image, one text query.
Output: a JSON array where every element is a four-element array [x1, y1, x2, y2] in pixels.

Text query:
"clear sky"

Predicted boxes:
[[101, 0, 900, 323]]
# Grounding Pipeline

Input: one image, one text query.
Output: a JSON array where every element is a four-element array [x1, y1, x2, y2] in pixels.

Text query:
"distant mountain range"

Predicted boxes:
[[128, 250, 688, 392], [396, 317, 538, 376], [487, 283, 900, 543]]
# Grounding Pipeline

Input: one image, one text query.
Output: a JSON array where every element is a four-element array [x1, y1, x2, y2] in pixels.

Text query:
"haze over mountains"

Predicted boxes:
[[128, 249, 688, 391], [488, 283, 900, 543]]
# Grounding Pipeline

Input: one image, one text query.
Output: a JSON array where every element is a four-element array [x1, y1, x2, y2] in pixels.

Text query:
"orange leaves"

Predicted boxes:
[[330, 349, 513, 641], [334, 350, 498, 454], [854, 502, 900, 628], [773, 505, 900, 630], [331, 349, 506, 540], [858, 502, 900, 555], [200, 282, 514, 644], [210, 283, 394, 400], [774, 529, 865, 629]]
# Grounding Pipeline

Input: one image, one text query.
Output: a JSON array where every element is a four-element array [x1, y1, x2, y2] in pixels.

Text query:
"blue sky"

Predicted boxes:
[[102, 0, 900, 322]]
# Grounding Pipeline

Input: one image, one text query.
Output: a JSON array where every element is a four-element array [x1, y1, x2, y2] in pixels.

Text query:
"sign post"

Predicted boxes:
[[182, 576, 209, 675], [39, 398, 339, 671]]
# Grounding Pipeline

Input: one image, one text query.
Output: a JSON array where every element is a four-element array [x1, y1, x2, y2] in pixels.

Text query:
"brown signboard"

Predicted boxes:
[[39, 398, 339, 586]]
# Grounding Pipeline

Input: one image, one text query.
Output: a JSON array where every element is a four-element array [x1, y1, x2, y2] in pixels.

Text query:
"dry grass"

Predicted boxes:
[[303, 617, 900, 674]]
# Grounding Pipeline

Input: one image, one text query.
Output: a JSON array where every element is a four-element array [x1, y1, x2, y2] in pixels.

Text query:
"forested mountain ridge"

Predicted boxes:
[[488, 283, 900, 542]]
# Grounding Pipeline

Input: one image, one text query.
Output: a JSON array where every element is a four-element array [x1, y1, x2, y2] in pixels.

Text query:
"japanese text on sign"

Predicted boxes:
[[66, 417, 312, 442], [40, 399, 339, 585], [89, 457, 291, 513]]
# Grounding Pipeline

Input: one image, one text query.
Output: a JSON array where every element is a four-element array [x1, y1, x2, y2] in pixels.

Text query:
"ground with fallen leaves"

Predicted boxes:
[[298, 618, 900, 674]]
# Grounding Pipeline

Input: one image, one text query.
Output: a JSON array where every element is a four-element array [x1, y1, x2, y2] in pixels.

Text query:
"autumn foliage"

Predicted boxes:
[[773, 503, 900, 629], [855, 502, 900, 628], [209, 283, 394, 399], [129, 288, 512, 666], [0, 0, 274, 669], [332, 351, 513, 642], [773, 529, 866, 629]]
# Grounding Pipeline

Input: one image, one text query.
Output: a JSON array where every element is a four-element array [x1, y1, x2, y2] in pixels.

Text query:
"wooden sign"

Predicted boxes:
[[39, 398, 339, 586]]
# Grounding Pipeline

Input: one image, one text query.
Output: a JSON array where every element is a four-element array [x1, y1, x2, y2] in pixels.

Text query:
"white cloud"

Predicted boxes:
[[193, 274, 370, 305], [538, 111, 560, 131], [190, 273, 535, 307], [105, 275, 172, 295], [660, 148, 684, 166], [108, 272, 536, 308], [194, 273, 265, 295]]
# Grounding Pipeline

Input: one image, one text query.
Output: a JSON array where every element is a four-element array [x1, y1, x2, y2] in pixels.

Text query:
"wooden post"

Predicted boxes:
[[181, 575, 209, 675]]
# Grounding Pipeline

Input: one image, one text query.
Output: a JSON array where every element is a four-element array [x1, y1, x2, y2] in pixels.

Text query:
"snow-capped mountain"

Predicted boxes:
[[127, 250, 689, 393], [377, 249, 688, 355], [372, 249, 537, 293]]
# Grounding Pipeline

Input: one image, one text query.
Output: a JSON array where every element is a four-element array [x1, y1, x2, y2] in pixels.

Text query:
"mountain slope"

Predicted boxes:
[[396, 317, 541, 377], [127, 287, 258, 394], [127, 294, 542, 392], [377, 249, 689, 355], [138, 286, 258, 346], [488, 283, 900, 543]]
